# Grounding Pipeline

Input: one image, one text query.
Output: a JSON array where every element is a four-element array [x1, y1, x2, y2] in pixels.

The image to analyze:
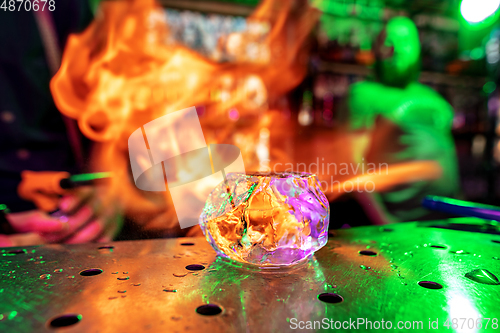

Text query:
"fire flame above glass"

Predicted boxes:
[[49, 0, 441, 235], [49, 0, 320, 228]]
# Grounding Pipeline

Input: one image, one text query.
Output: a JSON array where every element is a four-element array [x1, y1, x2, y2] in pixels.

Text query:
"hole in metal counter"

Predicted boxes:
[[318, 293, 343, 304], [98, 246, 114, 250], [7, 249, 27, 255], [196, 304, 222, 316], [79, 268, 103, 276], [48, 314, 82, 328], [186, 264, 205, 271], [418, 281, 443, 289]]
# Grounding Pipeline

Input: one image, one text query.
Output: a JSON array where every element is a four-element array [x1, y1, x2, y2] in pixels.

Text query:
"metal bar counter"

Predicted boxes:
[[1, 218, 500, 332]]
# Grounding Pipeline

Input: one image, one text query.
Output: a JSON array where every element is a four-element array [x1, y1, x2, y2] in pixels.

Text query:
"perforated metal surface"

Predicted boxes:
[[1, 217, 500, 332]]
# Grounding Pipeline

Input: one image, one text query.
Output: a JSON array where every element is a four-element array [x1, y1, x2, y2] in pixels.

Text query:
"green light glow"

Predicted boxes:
[[447, 294, 481, 333], [69, 172, 112, 182], [470, 47, 485, 60], [428, 195, 500, 211], [483, 81, 497, 93], [461, 0, 500, 23], [8, 311, 17, 320]]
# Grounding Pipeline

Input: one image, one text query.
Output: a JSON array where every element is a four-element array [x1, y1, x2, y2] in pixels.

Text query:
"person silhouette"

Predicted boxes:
[[346, 17, 460, 223]]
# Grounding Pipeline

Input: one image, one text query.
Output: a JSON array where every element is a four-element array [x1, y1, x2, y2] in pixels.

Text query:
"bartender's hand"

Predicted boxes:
[[0, 231, 45, 247], [2, 188, 122, 247]]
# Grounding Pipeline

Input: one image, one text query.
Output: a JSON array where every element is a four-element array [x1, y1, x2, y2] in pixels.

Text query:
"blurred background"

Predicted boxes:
[[4, 0, 500, 245], [156, 0, 500, 204], [141, 0, 500, 228]]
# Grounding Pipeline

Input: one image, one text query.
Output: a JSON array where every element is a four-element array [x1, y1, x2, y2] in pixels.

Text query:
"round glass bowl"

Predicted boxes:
[[200, 172, 330, 267]]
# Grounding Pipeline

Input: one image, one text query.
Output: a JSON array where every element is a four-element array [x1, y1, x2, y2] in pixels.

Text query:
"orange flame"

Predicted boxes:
[[50, 0, 320, 232]]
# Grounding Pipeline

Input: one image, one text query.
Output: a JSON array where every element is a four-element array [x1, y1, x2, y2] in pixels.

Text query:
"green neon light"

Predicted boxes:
[[461, 0, 500, 23], [483, 81, 497, 93], [460, 0, 500, 29], [69, 172, 113, 182], [428, 195, 500, 211], [470, 47, 485, 60], [8, 311, 17, 320]]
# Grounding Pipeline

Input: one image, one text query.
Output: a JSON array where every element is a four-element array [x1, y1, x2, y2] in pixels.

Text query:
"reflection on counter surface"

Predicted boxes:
[[1, 219, 500, 332], [2, 0, 500, 331]]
